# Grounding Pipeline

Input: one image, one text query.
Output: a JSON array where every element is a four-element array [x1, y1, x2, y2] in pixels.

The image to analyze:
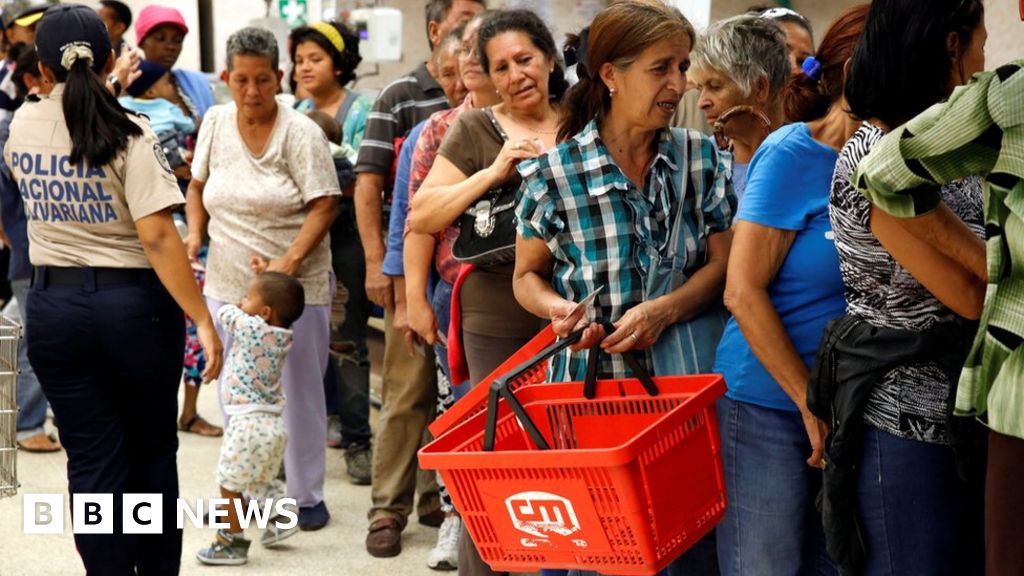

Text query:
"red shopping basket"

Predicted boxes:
[[419, 326, 727, 575], [429, 325, 564, 438]]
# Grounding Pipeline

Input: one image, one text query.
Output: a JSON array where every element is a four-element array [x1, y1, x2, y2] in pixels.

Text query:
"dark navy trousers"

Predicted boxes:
[[27, 269, 185, 576]]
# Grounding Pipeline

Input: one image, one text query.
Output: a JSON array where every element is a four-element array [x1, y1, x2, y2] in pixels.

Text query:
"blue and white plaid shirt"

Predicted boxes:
[[517, 120, 734, 382]]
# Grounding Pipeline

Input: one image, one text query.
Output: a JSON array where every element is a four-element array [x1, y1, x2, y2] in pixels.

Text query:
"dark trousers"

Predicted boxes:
[[458, 330, 534, 576], [27, 270, 185, 576], [987, 430, 1024, 576], [324, 198, 372, 447]]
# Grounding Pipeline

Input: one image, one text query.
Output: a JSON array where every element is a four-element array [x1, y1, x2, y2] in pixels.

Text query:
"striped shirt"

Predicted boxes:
[[517, 120, 733, 381], [855, 61, 1024, 441], [832, 122, 984, 444], [354, 63, 448, 177], [405, 97, 475, 285]]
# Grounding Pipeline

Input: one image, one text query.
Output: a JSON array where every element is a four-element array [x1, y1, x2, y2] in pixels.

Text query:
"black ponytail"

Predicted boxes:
[[56, 59, 143, 167]]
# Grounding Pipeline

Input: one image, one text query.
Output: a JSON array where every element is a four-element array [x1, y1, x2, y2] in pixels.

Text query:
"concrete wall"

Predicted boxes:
[[99, 0, 1022, 89], [350, 0, 1022, 91]]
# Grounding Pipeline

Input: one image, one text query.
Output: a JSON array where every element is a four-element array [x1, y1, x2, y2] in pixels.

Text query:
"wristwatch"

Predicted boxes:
[[106, 74, 122, 97]]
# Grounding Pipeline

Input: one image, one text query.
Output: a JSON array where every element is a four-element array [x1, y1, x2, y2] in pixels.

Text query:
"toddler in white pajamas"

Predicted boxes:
[[198, 271, 306, 566]]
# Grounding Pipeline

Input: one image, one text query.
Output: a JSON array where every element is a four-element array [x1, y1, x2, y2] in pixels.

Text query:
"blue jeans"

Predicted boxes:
[[855, 426, 984, 576], [11, 278, 48, 439], [431, 278, 468, 398], [716, 396, 835, 576]]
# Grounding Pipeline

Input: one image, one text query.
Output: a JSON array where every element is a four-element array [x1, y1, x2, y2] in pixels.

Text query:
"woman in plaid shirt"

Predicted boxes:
[[514, 0, 734, 384], [512, 2, 735, 572]]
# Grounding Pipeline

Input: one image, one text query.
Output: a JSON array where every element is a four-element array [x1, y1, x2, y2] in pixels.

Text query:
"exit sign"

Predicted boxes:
[[278, 0, 307, 26]]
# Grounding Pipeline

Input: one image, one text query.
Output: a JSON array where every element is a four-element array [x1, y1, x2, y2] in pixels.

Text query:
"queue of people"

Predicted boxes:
[[2, 0, 1022, 575]]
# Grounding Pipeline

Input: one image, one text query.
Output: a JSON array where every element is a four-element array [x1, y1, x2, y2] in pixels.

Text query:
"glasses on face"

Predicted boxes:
[[711, 105, 772, 151]]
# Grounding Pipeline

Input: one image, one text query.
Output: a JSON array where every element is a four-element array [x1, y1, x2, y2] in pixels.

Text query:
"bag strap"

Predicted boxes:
[[482, 107, 510, 142], [666, 127, 711, 266], [334, 90, 360, 130], [665, 128, 692, 260]]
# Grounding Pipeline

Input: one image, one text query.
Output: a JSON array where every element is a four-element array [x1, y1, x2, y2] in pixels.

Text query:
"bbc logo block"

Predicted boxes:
[[24, 493, 163, 534], [22, 493, 297, 534], [23, 494, 64, 534]]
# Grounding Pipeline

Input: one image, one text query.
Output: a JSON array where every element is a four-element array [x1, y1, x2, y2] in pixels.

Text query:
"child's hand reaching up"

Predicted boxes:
[[250, 255, 300, 276]]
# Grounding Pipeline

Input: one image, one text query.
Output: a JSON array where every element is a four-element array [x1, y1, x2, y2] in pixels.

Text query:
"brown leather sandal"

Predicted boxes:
[[17, 433, 62, 453], [178, 414, 224, 437]]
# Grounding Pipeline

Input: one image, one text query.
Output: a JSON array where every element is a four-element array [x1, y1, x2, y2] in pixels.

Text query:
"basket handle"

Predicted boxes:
[[582, 322, 660, 399], [482, 322, 660, 451], [482, 327, 585, 451]]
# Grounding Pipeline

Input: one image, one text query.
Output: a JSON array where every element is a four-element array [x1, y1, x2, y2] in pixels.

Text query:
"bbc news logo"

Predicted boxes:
[[23, 494, 298, 534]]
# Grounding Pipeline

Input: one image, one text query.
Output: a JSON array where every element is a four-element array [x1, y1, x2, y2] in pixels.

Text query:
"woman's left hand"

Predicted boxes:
[[601, 300, 671, 354], [251, 255, 300, 276]]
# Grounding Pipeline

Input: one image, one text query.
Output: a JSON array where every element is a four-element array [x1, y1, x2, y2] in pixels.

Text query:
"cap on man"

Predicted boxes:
[[2, 0, 59, 48]]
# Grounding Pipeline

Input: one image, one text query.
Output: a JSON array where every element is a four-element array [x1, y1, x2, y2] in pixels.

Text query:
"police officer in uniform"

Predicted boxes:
[[4, 5, 223, 574]]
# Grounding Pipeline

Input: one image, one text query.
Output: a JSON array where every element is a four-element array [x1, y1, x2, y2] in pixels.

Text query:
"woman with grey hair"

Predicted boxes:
[[711, 6, 870, 575], [185, 26, 341, 539], [689, 14, 788, 203]]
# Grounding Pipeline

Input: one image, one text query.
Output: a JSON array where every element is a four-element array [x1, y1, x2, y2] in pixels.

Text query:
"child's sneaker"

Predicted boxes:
[[197, 529, 251, 565], [261, 513, 300, 548]]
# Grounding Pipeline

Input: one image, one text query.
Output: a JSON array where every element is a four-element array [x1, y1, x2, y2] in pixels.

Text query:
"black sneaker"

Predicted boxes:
[[344, 442, 372, 485], [298, 501, 330, 531]]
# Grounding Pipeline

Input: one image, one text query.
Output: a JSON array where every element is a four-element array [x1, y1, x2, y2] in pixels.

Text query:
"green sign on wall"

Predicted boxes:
[[278, 0, 307, 26]]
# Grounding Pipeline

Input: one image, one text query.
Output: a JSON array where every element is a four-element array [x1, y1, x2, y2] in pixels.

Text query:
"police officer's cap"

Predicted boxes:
[[35, 4, 113, 74], [1, 0, 59, 29]]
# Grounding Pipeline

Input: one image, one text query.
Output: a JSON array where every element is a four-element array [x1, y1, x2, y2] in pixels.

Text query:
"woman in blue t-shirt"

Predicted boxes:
[[711, 7, 867, 575]]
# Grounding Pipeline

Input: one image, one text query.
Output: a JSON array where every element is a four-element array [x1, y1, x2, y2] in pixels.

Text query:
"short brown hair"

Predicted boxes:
[[257, 272, 305, 328]]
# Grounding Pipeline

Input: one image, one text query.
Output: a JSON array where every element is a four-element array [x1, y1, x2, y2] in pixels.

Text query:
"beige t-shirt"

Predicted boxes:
[[192, 102, 341, 306], [5, 84, 184, 268]]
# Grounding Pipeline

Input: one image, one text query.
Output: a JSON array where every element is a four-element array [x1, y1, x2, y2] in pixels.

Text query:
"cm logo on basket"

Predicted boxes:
[[505, 491, 588, 549]]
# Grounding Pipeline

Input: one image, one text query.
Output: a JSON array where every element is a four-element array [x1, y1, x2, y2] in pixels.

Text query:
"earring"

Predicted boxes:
[[609, 88, 616, 96]]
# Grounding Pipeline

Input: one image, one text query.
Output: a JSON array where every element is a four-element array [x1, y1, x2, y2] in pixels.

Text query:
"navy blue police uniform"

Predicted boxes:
[[4, 6, 190, 574]]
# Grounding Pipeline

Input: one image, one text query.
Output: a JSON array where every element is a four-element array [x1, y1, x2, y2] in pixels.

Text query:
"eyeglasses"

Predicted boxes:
[[759, 7, 810, 24], [711, 105, 773, 151]]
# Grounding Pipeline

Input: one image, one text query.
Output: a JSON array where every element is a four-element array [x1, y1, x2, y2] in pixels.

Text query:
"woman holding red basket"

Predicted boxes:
[[512, 0, 736, 572]]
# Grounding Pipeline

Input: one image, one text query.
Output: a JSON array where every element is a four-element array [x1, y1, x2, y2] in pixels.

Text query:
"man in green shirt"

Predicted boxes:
[[854, 32, 1023, 574]]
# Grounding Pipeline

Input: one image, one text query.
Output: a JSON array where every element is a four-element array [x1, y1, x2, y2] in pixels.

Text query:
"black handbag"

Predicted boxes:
[[452, 108, 518, 267]]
